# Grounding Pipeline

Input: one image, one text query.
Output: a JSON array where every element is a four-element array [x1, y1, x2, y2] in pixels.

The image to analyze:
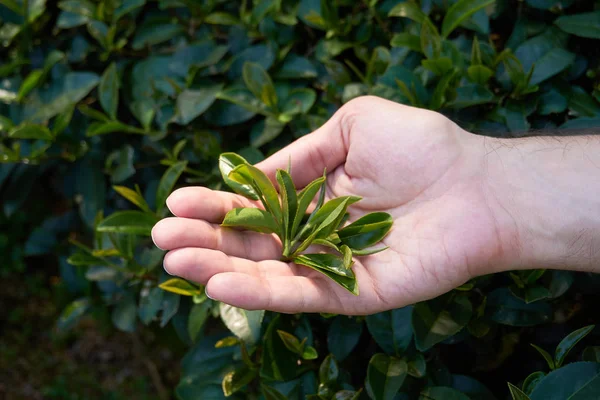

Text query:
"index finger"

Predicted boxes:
[[166, 186, 260, 223]]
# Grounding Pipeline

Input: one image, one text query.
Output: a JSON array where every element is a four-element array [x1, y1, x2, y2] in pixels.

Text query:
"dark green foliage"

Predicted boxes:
[[2, 0, 600, 398]]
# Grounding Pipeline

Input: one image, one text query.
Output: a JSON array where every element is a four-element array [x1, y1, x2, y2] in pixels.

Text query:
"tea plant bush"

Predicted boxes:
[[2, 0, 600, 398]]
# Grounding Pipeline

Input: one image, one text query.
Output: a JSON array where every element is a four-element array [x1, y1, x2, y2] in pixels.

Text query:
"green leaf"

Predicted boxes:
[[58, 0, 96, 18], [8, 123, 53, 140], [188, 301, 211, 342], [99, 63, 119, 120], [114, 0, 145, 20], [156, 161, 187, 215], [298, 195, 361, 243], [530, 344, 555, 370], [113, 186, 152, 213], [52, 106, 74, 136], [328, 316, 363, 362], [555, 325, 595, 368], [87, 20, 109, 48], [96, 211, 160, 236], [229, 163, 282, 224], [277, 169, 298, 244], [419, 387, 470, 400], [319, 354, 339, 384], [205, 11, 240, 25], [302, 346, 318, 360], [222, 366, 257, 396], [67, 252, 108, 266], [555, 11, 600, 39], [467, 65, 494, 85], [86, 120, 146, 136], [441, 0, 495, 38], [138, 287, 163, 325], [365, 307, 413, 355], [261, 384, 288, 400], [215, 336, 240, 348], [352, 246, 390, 256], [250, 117, 286, 148], [390, 33, 422, 53], [422, 57, 453, 76], [530, 362, 600, 399], [528, 49, 575, 86], [0, 0, 23, 14], [173, 85, 223, 125], [293, 254, 359, 295], [56, 298, 90, 332], [159, 278, 201, 296], [486, 288, 552, 326], [420, 21, 442, 59], [219, 152, 259, 200], [222, 207, 279, 234], [32, 72, 100, 121], [292, 176, 325, 239], [277, 330, 304, 354], [131, 22, 184, 50], [388, 2, 427, 24], [282, 89, 317, 116], [412, 294, 473, 351], [112, 294, 137, 333], [523, 372, 545, 395], [407, 353, 427, 378], [276, 54, 317, 79], [243, 62, 278, 109], [219, 303, 264, 346], [365, 354, 407, 400], [338, 212, 392, 250]]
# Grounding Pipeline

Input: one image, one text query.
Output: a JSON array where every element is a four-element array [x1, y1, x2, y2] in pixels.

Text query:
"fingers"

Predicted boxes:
[[205, 273, 342, 314], [256, 109, 348, 188], [163, 248, 297, 284], [166, 187, 258, 223], [152, 217, 281, 261]]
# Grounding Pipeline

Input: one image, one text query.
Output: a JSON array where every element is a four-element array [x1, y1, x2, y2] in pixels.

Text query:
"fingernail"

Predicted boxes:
[[205, 287, 215, 300]]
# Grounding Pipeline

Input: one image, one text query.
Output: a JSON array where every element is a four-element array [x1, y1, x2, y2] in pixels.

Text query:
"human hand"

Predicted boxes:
[[150, 96, 523, 315]]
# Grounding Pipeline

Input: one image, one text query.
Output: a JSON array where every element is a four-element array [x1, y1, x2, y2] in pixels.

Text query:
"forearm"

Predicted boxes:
[[481, 134, 600, 273]]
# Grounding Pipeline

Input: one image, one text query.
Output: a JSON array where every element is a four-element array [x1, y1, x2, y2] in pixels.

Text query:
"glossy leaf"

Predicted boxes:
[[530, 344, 555, 370], [338, 212, 393, 250], [365, 354, 407, 400], [159, 278, 201, 296], [486, 288, 552, 326], [277, 330, 304, 354], [294, 254, 359, 295], [508, 384, 531, 400], [388, 2, 427, 24], [292, 176, 325, 238], [530, 362, 600, 399], [277, 169, 298, 243], [523, 371, 545, 395], [113, 185, 152, 213], [555, 11, 600, 39], [219, 303, 264, 346], [261, 384, 288, 400], [8, 123, 53, 140], [219, 152, 259, 200], [390, 33, 422, 52], [229, 164, 282, 224], [156, 161, 187, 215], [555, 325, 595, 368], [412, 294, 473, 351], [96, 211, 160, 236], [99, 63, 119, 120], [441, 0, 495, 38], [56, 298, 90, 332], [366, 307, 413, 355], [222, 207, 279, 234], [173, 85, 223, 125], [112, 294, 137, 333], [243, 62, 278, 109], [328, 316, 363, 362], [319, 354, 339, 384], [222, 366, 257, 396]]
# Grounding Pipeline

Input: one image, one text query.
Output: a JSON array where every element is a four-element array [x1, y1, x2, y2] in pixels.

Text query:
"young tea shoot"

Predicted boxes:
[[219, 152, 393, 295]]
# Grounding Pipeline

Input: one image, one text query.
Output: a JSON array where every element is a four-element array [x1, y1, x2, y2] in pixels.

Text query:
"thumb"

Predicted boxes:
[[256, 110, 348, 188]]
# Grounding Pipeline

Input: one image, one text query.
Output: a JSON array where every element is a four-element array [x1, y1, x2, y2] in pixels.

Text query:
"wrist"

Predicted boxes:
[[478, 135, 600, 273]]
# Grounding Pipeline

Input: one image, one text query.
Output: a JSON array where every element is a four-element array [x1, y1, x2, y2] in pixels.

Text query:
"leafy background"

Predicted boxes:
[[2, 0, 600, 399]]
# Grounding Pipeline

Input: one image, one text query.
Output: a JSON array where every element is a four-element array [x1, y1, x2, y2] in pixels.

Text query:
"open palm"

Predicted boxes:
[[152, 96, 508, 315]]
